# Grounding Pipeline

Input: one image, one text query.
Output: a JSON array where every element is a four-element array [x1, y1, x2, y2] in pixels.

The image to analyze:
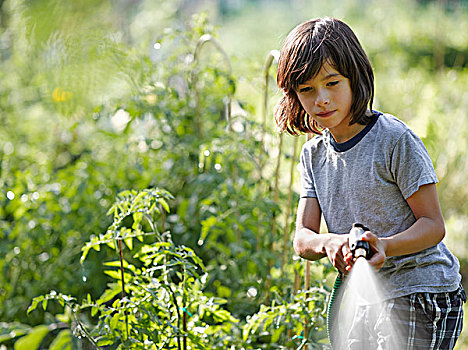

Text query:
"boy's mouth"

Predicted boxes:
[[316, 110, 335, 118]]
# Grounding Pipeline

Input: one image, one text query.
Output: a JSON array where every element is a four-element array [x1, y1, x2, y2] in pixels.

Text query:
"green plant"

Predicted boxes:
[[24, 188, 239, 349], [242, 287, 329, 349]]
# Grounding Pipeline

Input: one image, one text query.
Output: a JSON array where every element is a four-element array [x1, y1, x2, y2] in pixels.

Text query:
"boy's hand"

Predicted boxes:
[[361, 231, 387, 271], [324, 234, 353, 274]]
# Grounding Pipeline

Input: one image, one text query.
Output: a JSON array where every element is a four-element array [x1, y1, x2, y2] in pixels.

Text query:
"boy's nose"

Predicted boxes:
[[316, 91, 330, 107]]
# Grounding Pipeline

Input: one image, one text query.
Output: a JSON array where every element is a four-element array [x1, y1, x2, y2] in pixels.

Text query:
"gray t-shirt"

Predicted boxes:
[[299, 112, 460, 298]]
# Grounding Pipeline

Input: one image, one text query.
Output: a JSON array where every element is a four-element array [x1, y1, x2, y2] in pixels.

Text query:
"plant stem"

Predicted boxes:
[[161, 203, 166, 233], [183, 265, 187, 350], [145, 213, 163, 242], [118, 238, 129, 340], [281, 136, 298, 276], [71, 311, 100, 349], [168, 284, 182, 350]]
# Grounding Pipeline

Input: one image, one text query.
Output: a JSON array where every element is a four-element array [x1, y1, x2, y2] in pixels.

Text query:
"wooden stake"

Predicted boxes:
[[303, 133, 312, 350]]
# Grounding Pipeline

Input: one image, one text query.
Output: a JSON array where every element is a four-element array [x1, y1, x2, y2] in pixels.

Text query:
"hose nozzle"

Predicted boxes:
[[349, 223, 371, 260]]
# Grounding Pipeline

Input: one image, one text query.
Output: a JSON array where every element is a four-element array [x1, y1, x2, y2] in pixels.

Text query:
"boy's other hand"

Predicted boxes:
[[361, 231, 387, 271]]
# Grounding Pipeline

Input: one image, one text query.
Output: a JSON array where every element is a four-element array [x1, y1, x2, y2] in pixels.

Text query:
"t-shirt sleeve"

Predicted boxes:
[[390, 129, 438, 199], [299, 145, 317, 198]]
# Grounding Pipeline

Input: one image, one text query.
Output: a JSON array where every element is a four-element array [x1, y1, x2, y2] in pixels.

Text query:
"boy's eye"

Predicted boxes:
[[299, 86, 313, 93], [327, 80, 339, 87]]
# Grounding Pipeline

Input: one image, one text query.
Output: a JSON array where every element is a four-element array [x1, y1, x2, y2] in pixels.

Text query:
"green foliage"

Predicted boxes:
[[0, 322, 30, 343], [0, 0, 236, 327], [24, 188, 239, 349], [1, 0, 468, 349], [22, 189, 329, 349], [243, 288, 329, 349]]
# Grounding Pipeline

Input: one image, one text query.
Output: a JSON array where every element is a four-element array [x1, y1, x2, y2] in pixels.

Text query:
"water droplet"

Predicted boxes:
[[162, 124, 171, 133], [38, 252, 49, 262], [247, 287, 257, 298], [111, 109, 131, 133], [3, 142, 14, 155], [151, 140, 163, 149]]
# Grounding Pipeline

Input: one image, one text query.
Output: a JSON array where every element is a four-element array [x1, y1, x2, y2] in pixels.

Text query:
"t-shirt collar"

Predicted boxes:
[[329, 111, 381, 152]]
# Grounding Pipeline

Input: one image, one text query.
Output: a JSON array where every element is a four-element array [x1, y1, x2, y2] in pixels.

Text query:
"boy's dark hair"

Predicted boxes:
[[275, 17, 374, 135]]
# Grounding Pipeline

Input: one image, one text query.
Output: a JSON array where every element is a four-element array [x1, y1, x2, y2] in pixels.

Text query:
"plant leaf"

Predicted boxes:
[[49, 329, 72, 350], [14, 325, 49, 350]]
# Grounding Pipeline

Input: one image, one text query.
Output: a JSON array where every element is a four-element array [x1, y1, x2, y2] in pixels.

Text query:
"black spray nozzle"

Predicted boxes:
[[349, 223, 372, 259]]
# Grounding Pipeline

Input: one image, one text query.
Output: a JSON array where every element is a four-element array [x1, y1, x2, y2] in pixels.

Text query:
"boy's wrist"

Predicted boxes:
[[318, 233, 332, 256], [380, 237, 392, 257]]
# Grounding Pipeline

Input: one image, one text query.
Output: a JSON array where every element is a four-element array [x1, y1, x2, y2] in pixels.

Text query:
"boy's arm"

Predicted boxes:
[[382, 183, 445, 255], [364, 183, 445, 269], [294, 197, 351, 274]]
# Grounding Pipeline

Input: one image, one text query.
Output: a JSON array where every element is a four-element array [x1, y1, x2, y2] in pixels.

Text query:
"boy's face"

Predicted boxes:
[[296, 62, 361, 142]]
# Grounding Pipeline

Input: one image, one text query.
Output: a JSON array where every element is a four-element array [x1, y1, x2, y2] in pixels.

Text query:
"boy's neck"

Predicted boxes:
[[330, 123, 367, 144]]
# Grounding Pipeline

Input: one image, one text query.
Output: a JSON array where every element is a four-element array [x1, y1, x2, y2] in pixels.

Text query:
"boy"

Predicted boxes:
[[275, 17, 465, 349]]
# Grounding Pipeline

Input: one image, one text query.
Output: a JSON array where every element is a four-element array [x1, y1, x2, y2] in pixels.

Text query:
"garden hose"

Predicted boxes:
[[327, 223, 371, 348], [326, 273, 343, 349]]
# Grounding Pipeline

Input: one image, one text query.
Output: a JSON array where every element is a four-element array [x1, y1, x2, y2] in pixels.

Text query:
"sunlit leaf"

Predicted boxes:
[[14, 325, 49, 350], [103, 260, 129, 268], [159, 198, 170, 213], [104, 270, 132, 282], [124, 237, 133, 250], [49, 329, 72, 350]]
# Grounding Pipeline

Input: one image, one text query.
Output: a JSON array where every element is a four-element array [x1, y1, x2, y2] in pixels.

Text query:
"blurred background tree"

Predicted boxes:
[[0, 0, 467, 348]]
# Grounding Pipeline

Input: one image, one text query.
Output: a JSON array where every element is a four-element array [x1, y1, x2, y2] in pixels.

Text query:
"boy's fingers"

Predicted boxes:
[[368, 251, 385, 270], [361, 231, 375, 242], [369, 252, 384, 264]]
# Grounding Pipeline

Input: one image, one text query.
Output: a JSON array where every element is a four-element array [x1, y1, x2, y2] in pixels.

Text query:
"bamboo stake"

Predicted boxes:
[[272, 133, 283, 225], [281, 136, 298, 276], [304, 260, 311, 349], [303, 133, 312, 350], [270, 132, 283, 254], [278, 136, 298, 349], [262, 51, 280, 135], [281, 135, 298, 346], [294, 267, 302, 292], [264, 133, 283, 305], [257, 50, 279, 254], [259, 50, 280, 177]]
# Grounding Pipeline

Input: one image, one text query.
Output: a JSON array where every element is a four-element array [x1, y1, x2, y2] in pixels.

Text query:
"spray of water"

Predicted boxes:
[[331, 258, 405, 349]]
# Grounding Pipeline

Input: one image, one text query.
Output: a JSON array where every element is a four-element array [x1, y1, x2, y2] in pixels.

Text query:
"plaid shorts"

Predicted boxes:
[[346, 285, 466, 350]]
